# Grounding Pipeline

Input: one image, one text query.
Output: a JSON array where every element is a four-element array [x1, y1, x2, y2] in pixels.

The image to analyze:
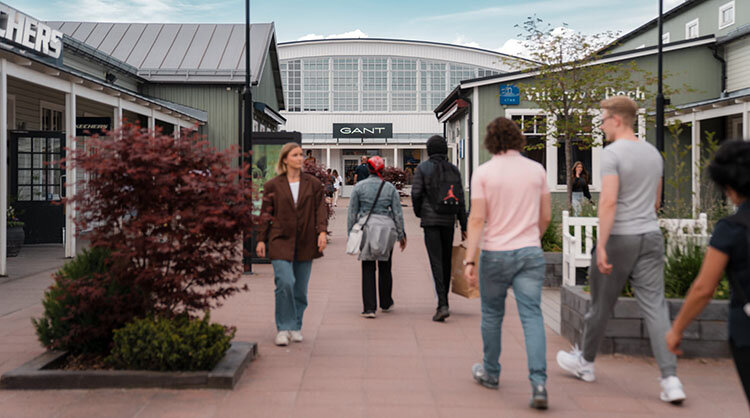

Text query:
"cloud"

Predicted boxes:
[[297, 29, 368, 41], [497, 39, 532, 59], [452, 35, 481, 49], [35, 0, 227, 23]]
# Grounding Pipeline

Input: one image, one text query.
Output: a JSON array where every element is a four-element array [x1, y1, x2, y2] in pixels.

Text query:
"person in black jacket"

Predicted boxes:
[[412, 135, 468, 321], [570, 161, 592, 216]]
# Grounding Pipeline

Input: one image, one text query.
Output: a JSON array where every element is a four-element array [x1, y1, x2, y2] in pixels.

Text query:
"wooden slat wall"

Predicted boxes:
[[727, 37, 750, 93]]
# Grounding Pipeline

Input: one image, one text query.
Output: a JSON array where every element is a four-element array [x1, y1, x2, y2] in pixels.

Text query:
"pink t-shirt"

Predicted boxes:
[[471, 150, 549, 251]]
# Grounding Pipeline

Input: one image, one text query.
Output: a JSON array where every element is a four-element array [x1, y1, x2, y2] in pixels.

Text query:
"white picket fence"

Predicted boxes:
[[561, 211, 708, 286]]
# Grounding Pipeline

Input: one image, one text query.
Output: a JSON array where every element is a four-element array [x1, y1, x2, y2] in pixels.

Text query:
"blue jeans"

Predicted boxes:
[[478, 246, 547, 386], [271, 259, 313, 331]]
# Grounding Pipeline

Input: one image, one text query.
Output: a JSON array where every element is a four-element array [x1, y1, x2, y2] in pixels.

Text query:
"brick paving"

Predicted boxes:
[[0, 199, 747, 417]]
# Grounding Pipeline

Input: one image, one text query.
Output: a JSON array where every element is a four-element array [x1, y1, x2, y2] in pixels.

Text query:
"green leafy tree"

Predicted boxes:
[[505, 17, 665, 203]]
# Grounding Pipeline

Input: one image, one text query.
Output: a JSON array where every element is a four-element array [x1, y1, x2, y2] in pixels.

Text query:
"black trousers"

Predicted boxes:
[[361, 250, 394, 312], [423, 226, 455, 309], [731, 340, 750, 404]]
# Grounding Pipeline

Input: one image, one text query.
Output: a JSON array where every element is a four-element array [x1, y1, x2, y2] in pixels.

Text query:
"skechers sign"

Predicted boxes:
[[333, 123, 392, 138], [0, 4, 63, 59]]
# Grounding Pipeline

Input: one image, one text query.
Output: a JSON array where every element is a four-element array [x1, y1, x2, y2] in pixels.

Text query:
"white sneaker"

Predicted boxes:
[[660, 376, 686, 404], [274, 331, 290, 346], [290, 330, 303, 343], [556, 346, 596, 382]]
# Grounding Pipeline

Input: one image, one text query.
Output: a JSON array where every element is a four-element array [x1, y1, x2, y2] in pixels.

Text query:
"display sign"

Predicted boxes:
[[459, 138, 465, 159], [0, 4, 63, 59], [500, 84, 520, 105], [333, 123, 393, 138], [76, 117, 111, 136]]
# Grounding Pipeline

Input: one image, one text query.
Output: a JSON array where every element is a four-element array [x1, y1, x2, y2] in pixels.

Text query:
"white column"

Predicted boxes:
[[326, 147, 331, 168], [113, 100, 122, 131], [174, 123, 180, 139], [0, 59, 7, 276], [464, 118, 470, 189], [743, 102, 749, 140], [691, 116, 701, 217], [65, 84, 77, 258], [472, 87, 480, 178], [148, 109, 155, 133], [393, 148, 399, 168]]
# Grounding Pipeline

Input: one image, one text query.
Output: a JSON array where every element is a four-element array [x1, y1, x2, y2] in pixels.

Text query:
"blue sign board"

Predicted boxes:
[[459, 138, 465, 159], [500, 84, 520, 105]]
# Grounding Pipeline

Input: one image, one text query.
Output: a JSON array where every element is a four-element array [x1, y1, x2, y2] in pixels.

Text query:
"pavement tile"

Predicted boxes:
[[0, 202, 746, 417]]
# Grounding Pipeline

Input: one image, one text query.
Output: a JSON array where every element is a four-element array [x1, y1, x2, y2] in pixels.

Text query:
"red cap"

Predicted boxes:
[[367, 156, 385, 178]]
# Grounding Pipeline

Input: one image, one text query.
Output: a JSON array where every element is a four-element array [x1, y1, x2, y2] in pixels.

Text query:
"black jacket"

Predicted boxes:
[[411, 154, 467, 230]]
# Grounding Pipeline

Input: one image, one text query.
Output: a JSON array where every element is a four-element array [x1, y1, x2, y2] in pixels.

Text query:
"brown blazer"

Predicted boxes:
[[257, 173, 328, 261]]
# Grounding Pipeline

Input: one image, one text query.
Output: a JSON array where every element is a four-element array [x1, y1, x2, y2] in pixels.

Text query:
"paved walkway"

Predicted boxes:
[[0, 200, 747, 417]]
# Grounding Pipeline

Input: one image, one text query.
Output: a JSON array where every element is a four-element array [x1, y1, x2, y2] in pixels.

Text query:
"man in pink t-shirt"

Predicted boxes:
[[463, 117, 551, 410]]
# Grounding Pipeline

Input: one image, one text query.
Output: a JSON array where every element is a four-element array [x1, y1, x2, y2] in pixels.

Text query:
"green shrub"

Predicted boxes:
[[32, 247, 150, 354], [664, 244, 729, 300], [107, 314, 235, 371], [542, 216, 562, 252]]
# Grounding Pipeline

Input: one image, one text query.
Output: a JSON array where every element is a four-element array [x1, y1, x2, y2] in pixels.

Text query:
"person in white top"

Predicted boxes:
[[332, 169, 343, 207]]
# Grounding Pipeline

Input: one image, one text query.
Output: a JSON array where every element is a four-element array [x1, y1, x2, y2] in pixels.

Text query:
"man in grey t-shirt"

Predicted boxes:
[[556, 96, 686, 404]]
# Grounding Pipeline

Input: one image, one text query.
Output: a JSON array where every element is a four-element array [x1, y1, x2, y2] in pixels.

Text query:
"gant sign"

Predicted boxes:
[[0, 4, 63, 59], [333, 123, 393, 138]]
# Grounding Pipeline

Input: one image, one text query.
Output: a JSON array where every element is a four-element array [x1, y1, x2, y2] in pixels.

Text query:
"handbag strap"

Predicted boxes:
[[361, 180, 386, 229]]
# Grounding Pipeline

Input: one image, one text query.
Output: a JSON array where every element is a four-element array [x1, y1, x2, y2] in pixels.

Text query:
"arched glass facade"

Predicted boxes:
[[279, 57, 501, 112]]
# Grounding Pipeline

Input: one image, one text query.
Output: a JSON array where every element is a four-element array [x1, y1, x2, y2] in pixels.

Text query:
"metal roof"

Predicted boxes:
[[46, 22, 276, 84]]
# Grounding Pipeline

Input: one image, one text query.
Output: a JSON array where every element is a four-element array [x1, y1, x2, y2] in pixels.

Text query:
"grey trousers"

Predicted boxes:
[[582, 231, 677, 378]]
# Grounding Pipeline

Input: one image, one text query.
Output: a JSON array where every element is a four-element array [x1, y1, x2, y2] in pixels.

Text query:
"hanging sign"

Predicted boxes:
[[500, 84, 520, 105], [76, 117, 111, 136], [333, 123, 392, 138]]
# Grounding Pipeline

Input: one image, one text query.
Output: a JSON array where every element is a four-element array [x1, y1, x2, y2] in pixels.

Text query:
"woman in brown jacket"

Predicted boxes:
[[256, 143, 328, 346]]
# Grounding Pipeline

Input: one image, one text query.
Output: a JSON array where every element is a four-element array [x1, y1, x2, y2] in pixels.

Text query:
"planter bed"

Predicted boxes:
[[0, 341, 256, 390], [561, 286, 730, 358], [544, 252, 562, 287]]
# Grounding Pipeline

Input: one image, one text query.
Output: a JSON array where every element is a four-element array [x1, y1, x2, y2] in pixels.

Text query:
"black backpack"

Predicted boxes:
[[428, 159, 463, 215]]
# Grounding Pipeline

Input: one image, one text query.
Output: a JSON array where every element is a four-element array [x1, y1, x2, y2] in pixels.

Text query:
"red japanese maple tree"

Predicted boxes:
[[65, 124, 255, 316]]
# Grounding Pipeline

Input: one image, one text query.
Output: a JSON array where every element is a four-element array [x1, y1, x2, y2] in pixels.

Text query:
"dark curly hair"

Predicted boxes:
[[484, 117, 526, 154], [709, 140, 750, 198]]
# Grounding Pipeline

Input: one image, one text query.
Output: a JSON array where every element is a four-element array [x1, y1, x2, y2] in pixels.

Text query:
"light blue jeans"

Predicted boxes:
[[271, 259, 313, 331], [572, 192, 584, 216], [479, 246, 547, 386]]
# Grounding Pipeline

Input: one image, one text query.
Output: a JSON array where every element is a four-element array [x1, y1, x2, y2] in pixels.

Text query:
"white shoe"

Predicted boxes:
[[290, 330, 303, 343], [556, 346, 596, 382], [660, 376, 686, 404], [275, 331, 290, 346]]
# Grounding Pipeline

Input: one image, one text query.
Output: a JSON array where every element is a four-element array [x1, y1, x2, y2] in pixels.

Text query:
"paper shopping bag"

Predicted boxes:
[[451, 244, 480, 299]]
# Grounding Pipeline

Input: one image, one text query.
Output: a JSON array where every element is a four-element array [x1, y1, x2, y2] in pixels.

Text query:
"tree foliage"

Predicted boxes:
[[64, 124, 255, 317], [506, 17, 655, 202]]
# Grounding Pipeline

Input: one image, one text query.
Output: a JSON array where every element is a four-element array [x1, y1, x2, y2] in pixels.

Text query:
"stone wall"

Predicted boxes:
[[561, 286, 730, 358], [544, 252, 562, 287]]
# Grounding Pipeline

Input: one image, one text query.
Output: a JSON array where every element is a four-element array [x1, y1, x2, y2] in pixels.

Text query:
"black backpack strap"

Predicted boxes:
[[724, 211, 750, 305], [362, 180, 386, 229]]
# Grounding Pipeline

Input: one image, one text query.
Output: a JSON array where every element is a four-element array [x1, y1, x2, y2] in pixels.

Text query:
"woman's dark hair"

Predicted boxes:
[[332, 169, 339, 176], [570, 161, 589, 184], [709, 139, 750, 198], [484, 117, 526, 154]]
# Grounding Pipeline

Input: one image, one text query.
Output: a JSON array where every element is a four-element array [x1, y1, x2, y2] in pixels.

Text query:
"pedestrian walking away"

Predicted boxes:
[[354, 155, 370, 183], [257, 142, 329, 347], [666, 140, 750, 405], [556, 96, 686, 404], [348, 156, 406, 318], [463, 117, 551, 410], [411, 135, 467, 322]]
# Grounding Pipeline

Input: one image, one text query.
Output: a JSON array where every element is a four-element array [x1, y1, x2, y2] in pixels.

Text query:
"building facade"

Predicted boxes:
[[277, 38, 528, 195], [436, 0, 749, 211]]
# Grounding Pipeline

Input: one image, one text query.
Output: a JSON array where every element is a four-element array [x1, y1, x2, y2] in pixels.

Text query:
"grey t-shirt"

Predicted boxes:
[[600, 139, 662, 235]]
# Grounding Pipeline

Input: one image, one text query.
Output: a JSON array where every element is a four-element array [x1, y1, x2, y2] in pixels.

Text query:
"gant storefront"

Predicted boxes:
[[0, 3, 205, 276]]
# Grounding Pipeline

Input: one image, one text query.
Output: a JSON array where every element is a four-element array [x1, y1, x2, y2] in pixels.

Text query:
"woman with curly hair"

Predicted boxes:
[[570, 161, 592, 215], [463, 117, 551, 409]]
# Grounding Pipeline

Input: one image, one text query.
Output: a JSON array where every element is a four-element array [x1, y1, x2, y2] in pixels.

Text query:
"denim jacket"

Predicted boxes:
[[347, 176, 406, 241]]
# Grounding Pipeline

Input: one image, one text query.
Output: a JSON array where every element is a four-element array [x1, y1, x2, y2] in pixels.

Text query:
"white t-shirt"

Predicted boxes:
[[289, 181, 300, 205], [335, 176, 343, 190]]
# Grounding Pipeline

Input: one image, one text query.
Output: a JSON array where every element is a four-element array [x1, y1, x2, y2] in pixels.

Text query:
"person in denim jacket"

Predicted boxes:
[[347, 156, 406, 318]]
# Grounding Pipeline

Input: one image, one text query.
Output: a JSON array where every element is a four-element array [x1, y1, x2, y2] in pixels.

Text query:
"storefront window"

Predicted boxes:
[[402, 149, 421, 185], [511, 114, 547, 169], [251, 144, 284, 215]]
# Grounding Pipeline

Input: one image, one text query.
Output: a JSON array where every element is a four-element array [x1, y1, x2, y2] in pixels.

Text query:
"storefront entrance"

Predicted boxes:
[[10, 131, 66, 244]]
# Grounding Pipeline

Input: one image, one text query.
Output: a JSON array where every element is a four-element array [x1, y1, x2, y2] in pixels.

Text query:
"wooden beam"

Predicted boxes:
[[44, 69, 60, 76], [13, 58, 31, 66]]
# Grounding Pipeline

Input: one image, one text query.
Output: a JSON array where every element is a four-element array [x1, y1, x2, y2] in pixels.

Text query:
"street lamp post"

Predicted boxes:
[[656, 0, 665, 207], [244, 0, 254, 274]]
